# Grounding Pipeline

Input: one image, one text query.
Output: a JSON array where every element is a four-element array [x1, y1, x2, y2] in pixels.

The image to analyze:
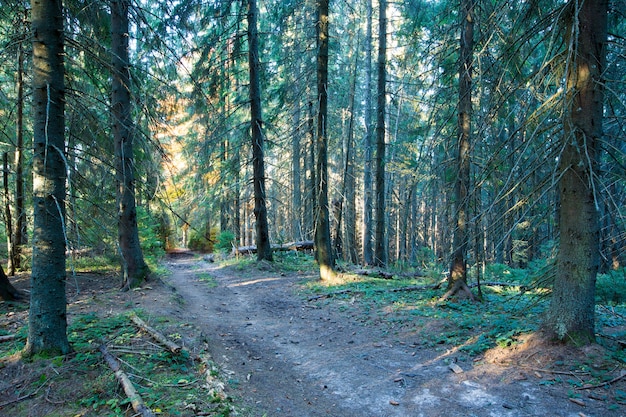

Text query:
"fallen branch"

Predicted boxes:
[[130, 314, 228, 401], [468, 281, 522, 289], [99, 344, 156, 417], [0, 334, 15, 343], [130, 314, 181, 354], [576, 371, 626, 390], [195, 353, 228, 400], [0, 381, 46, 408]]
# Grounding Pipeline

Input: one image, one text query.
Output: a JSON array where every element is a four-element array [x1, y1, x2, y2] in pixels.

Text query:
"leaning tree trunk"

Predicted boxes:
[[247, 0, 272, 262], [315, 0, 335, 280], [445, 0, 475, 300], [373, 0, 387, 267], [24, 0, 71, 356], [112, 0, 149, 290], [544, 0, 607, 345]]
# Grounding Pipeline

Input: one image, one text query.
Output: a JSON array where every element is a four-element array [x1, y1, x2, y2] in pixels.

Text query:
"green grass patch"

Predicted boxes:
[[305, 272, 543, 356], [197, 272, 219, 288]]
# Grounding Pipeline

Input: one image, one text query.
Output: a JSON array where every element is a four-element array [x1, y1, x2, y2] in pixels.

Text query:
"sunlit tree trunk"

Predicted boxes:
[[24, 0, 70, 356], [374, 0, 387, 267], [315, 0, 335, 280], [112, 0, 149, 290], [544, 0, 607, 345], [445, 0, 475, 300], [247, 0, 272, 262]]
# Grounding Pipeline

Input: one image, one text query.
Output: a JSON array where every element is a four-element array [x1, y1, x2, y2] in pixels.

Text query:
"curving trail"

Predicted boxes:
[[149, 253, 619, 417]]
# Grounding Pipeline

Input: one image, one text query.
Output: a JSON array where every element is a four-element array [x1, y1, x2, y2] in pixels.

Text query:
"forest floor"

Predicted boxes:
[[1, 251, 626, 416]]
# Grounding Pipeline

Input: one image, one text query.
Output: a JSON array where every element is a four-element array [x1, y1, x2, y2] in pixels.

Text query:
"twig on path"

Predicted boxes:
[[130, 314, 181, 354], [0, 381, 47, 409], [99, 344, 156, 417], [576, 371, 626, 390], [0, 334, 15, 343], [518, 366, 590, 377]]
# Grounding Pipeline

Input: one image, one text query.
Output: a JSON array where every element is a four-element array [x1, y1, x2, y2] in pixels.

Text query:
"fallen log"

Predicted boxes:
[[99, 344, 156, 417], [235, 241, 314, 254], [130, 314, 181, 354]]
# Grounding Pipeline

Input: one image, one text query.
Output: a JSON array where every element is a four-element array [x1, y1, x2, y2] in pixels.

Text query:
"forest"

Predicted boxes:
[[0, 0, 625, 415]]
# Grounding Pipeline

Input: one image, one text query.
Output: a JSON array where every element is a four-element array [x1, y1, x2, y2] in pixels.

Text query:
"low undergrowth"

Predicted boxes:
[[305, 261, 626, 361], [0, 307, 234, 417]]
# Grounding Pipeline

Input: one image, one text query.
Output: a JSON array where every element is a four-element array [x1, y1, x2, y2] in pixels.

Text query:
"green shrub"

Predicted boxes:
[[596, 270, 626, 305], [137, 206, 167, 264], [216, 230, 235, 253], [188, 226, 217, 253]]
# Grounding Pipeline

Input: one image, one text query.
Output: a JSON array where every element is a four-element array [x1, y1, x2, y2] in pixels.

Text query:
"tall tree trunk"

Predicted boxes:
[[445, 0, 475, 300], [112, 0, 149, 290], [362, 0, 374, 266], [544, 0, 607, 345], [247, 0, 272, 262], [307, 101, 316, 242], [24, 0, 70, 356], [315, 0, 335, 280], [374, 0, 387, 267], [344, 49, 359, 264], [13, 27, 26, 271], [292, 89, 302, 241], [4, 153, 15, 276]]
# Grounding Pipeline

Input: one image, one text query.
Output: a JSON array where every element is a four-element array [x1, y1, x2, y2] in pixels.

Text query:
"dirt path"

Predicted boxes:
[[146, 254, 622, 417]]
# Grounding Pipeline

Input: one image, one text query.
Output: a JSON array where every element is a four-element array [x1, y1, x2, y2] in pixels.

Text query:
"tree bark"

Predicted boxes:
[[362, 0, 374, 266], [373, 0, 387, 267], [247, 0, 273, 262], [315, 0, 335, 280], [13, 24, 26, 272], [307, 101, 316, 242], [3, 153, 15, 276], [112, 0, 149, 290], [544, 0, 607, 345], [344, 48, 359, 264], [446, 0, 475, 300], [0, 263, 20, 301], [24, 0, 71, 356]]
